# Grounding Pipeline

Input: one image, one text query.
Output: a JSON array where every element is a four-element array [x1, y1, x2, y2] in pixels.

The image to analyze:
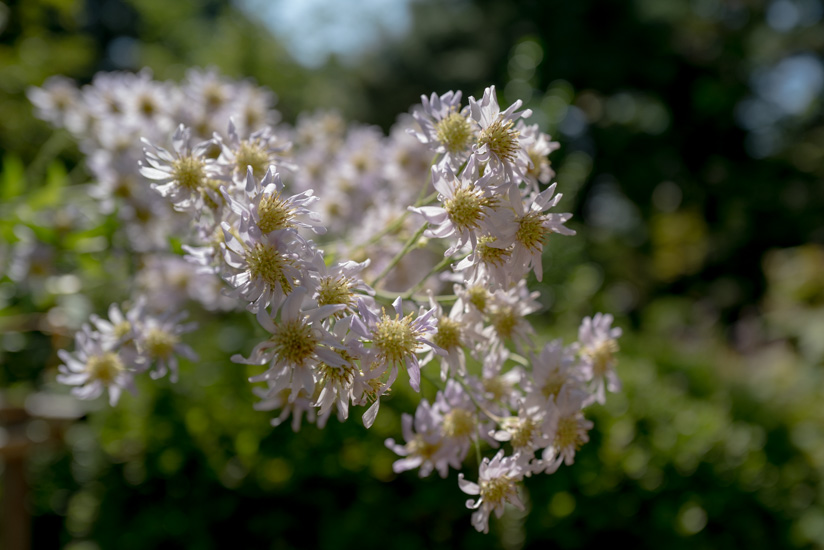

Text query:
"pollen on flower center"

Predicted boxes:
[[477, 236, 512, 267], [435, 111, 473, 154], [145, 328, 179, 359], [515, 212, 547, 251], [316, 276, 354, 309], [444, 187, 497, 232], [541, 373, 565, 399], [478, 117, 520, 162], [317, 356, 356, 387], [527, 149, 548, 179], [491, 306, 517, 339], [433, 316, 461, 351], [466, 285, 489, 312], [409, 435, 442, 459], [86, 352, 124, 383], [506, 417, 537, 449], [257, 193, 295, 233], [586, 339, 619, 377], [172, 156, 206, 190], [373, 313, 420, 365], [246, 242, 294, 291], [271, 319, 318, 366], [235, 140, 271, 179], [113, 321, 132, 339], [555, 415, 585, 450], [480, 476, 516, 506], [442, 408, 475, 438]]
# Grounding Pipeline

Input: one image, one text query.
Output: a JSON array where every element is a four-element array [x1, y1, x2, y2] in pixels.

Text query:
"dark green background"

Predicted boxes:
[[1, 0, 823, 548]]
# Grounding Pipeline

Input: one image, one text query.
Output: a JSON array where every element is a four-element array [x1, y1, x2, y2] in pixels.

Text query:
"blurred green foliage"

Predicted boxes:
[[2, 0, 824, 548]]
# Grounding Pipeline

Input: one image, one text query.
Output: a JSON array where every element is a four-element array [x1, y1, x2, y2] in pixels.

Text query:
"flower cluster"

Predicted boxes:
[[33, 71, 622, 534], [57, 300, 197, 405]]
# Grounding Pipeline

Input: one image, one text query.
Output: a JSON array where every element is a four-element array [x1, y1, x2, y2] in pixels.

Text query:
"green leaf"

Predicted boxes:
[[26, 160, 67, 209], [1, 154, 25, 200]]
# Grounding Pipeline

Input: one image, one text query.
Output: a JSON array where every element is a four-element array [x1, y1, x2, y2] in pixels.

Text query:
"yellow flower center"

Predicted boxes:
[[555, 415, 586, 450], [478, 117, 520, 162], [270, 319, 318, 366], [433, 316, 461, 351], [480, 476, 515, 506], [113, 321, 132, 340], [85, 352, 124, 383], [435, 111, 473, 154], [317, 354, 356, 387], [505, 416, 537, 449], [373, 312, 420, 365], [515, 212, 547, 252], [444, 186, 497, 232], [477, 235, 512, 267], [257, 193, 295, 233], [245, 242, 295, 292], [491, 306, 517, 340], [541, 372, 565, 399], [145, 328, 179, 360], [235, 139, 271, 179], [409, 435, 442, 460], [442, 408, 475, 438], [172, 156, 206, 190], [585, 339, 619, 377], [466, 285, 489, 312], [316, 276, 354, 310]]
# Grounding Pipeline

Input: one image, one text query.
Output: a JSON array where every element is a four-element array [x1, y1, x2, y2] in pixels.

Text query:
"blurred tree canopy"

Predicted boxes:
[[2, 0, 824, 548]]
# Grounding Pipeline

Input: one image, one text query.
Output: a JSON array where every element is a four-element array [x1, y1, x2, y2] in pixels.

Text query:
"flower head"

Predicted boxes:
[[458, 450, 525, 533]]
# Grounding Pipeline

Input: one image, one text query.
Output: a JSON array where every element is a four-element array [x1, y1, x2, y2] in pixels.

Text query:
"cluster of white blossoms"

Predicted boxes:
[[32, 69, 622, 533]]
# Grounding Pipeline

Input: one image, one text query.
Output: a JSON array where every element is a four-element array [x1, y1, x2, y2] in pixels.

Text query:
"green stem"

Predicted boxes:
[[369, 222, 429, 288], [403, 252, 468, 300], [25, 130, 71, 185], [455, 376, 505, 425]]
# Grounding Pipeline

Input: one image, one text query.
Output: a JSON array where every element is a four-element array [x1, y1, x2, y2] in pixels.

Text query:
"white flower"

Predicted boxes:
[[577, 313, 622, 404], [350, 297, 442, 393], [468, 85, 533, 185], [217, 119, 293, 184], [307, 252, 374, 317], [133, 310, 198, 383], [452, 234, 516, 290], [27, 76, 86, 134], [313, 317, 364, 427], [223, 167, 325, 236], [219, 219, 310, 313], [409, 157, 503, 256], [517, 121, 560, 191], [57, 326, 135, 406], [410, 90, 475, 169], [526, 339, 584, 404], [492, 399, 556, 472], [458, 450, 525, 533], [139, 124, 221, 214], [420, 292, 483, 381], [89, 299, 145, 364], [538, 388, 593, 473], [482, 281, 541, 353], [434, 379, 488, 462], [509, 183, 575, 282], [239, 288, 347, 404], [385, 399, 452, 478]]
